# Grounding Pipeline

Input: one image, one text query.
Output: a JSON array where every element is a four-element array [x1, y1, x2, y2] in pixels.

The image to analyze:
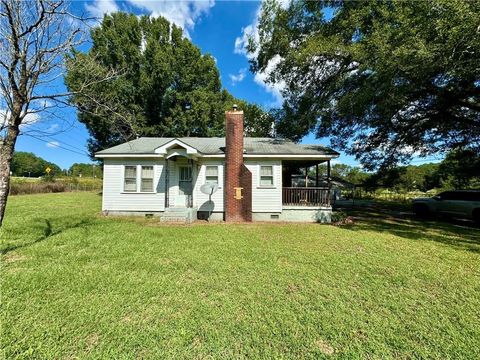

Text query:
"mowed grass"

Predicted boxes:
[[1, 193, 479, 359]]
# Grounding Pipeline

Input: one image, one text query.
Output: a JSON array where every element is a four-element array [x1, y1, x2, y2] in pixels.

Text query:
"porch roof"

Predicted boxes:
[[95, 137, 339, 158]]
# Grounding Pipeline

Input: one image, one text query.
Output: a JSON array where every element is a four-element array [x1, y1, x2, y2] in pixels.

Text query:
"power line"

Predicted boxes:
[[24, 133, 91, 158], [37, 133, 90, 153]]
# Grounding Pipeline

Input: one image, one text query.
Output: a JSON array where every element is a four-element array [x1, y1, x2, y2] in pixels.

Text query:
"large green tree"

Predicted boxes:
[[66, 13, 274, 156], [433, 149, 480, 189], [250, 0, 480, 169], [69, 163, 103, 179], [11, 152, 61, 177]]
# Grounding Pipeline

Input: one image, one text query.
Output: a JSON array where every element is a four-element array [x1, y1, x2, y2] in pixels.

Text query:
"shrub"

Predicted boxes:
[[10, 182, 67, 195], [331, 210, 348, 223]]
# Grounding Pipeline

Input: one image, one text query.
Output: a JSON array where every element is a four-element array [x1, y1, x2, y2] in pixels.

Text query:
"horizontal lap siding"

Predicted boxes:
[[102, 159, 165, 212], [102, 158, 283, 214], [194, 160, 225, 212], [245, 160, 282, 213]]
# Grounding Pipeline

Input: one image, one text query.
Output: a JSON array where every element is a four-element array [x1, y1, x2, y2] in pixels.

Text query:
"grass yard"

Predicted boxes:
[[1, 193, 479, 359]]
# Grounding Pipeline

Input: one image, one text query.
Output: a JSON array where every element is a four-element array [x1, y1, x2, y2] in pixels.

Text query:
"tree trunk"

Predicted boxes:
[[0, 125, 20, 227]]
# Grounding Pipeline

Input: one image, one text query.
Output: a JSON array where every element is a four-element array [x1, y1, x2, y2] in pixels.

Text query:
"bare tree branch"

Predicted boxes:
[[0, 0, 121, 227]]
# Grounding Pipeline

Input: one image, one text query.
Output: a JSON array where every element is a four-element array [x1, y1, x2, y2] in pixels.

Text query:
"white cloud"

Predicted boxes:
[[234, 3, 289, 106], [0, 109, 40, 129], [234, 1, 290, 57], [46, 141, 60, 148], [85, 0, 119, 19], [252, 55, 285, 106], [22, 113, 41, 126], [229, 68, 247, 85], [86, 0, 215, 35], [47, 123, 60, 132], [234, 24, 254, 56]]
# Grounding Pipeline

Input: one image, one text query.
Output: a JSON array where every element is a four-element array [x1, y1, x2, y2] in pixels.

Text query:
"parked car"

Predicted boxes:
[[412, 190, 480, 224]]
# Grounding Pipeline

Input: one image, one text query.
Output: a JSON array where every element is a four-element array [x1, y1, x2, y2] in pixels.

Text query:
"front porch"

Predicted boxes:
[[282, 159, 332, 208], [279, 159, 333, 223]]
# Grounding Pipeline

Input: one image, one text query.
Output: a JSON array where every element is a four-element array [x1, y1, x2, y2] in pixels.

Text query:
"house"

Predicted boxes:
[[95, 107, 340, 223]]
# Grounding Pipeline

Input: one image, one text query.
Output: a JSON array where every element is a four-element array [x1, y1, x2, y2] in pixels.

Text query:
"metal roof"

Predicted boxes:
[[95, 137, 339, 157]]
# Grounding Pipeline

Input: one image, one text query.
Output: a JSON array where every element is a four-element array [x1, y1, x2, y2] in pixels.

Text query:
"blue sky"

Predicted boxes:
[[14, 0, 439, 170]]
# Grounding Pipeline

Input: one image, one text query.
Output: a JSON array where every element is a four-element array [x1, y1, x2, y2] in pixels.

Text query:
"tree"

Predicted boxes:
[[69, 163, 102, 178], [0, 0, 94, 226], [250, 0, 480, 170], [434, 149, 480, 189], [66, 13, 274, 156], [11, 152, 61, 177]]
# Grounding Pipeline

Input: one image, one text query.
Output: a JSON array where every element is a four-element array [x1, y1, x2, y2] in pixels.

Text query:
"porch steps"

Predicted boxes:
[[160, 207, 197, 224]]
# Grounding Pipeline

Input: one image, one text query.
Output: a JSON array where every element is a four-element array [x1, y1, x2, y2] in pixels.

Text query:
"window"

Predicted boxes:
[[179, 166, 192, 195], [141, 166, 154, 192], [179, 166, 192, 181], [124, 166, 137, 192], [260, 165, 274, 187], [205, 166, 219, 184]]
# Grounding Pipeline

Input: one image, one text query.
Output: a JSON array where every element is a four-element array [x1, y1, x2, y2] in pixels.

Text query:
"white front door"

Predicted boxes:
[[176, 165, 192, 207]]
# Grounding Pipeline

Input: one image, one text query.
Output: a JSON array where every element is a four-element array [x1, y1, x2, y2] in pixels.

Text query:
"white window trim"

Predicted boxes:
[[121, 164, 157, 194], [140, 165, 155, 193], [123, 165, 137, 193], [258, 164, 275, 188], [205, 165, 220, 186]]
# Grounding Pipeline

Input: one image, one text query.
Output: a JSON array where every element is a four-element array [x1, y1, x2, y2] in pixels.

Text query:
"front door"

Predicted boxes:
[[177, 165, 192, 207]]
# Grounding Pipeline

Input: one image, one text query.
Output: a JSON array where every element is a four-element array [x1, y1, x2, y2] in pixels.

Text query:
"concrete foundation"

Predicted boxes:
[[105, 207, 332, 223], [103, 210, 162, 217], [252, 207, 332, 223], [280, 207, 332, 223]]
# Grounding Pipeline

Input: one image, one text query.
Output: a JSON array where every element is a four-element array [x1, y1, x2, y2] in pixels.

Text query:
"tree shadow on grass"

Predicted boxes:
[[1, 218, 94, 255], [342, 211, 480, 254]]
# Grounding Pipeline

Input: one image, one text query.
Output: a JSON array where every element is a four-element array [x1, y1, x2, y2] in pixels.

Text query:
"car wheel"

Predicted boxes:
[[413, 203, 430, 218]]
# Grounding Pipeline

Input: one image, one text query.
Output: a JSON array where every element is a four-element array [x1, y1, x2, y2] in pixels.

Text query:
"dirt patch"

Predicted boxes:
[[2, 253, 28, 263], [314, 338, 335, 355], [85, 333, 99, 352], [286, 283, 301, 294]]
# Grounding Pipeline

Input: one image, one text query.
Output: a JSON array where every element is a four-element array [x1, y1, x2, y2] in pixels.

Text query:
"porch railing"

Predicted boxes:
[[282, 187, 330, 207]]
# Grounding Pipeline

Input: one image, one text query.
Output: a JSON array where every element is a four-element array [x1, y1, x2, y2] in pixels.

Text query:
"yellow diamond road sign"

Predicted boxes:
[[45, 167, 51, 174]]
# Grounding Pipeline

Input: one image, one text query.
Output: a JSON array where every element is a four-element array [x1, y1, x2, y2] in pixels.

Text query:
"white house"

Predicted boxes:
[[95, 108, 339, 223]]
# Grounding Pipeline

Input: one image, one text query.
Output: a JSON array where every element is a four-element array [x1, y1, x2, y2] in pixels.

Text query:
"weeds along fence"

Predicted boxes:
[[349, 188, 438, 203], [10, 181, 102, 195]]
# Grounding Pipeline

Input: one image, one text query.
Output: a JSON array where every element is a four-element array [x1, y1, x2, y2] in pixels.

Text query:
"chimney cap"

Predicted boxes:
[[232, 104, 238, 111]]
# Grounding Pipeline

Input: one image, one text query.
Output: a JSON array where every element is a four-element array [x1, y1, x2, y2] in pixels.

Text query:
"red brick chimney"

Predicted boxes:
[[224, 105, 252, 222]]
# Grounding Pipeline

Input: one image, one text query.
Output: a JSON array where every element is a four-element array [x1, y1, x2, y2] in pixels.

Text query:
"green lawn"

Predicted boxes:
[[1, 192, 479, 359]]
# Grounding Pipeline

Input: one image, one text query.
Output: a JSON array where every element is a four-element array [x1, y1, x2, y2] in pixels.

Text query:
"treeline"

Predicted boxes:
[[325, 149, 480, 192], [11, 152, 62, 177], [11, 152, 101, 178]]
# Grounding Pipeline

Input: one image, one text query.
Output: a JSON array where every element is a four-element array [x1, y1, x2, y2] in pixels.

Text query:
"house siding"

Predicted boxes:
[[245, 159, 282, 213], [194, 159, 225, 213], [102, 158, 283, 216], [102, 158, 165, 212]]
